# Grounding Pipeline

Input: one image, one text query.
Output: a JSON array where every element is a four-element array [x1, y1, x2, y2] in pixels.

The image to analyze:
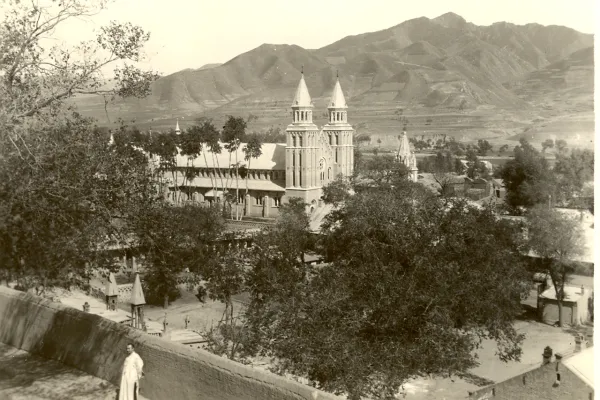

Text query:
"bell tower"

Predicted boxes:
[[285, 70, 321, 204], [322, 73, 354, 178]]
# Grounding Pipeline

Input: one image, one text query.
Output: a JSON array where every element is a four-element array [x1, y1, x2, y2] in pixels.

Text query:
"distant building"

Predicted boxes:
[[468, 345, 593, 400], [460, 159, 493, 172], [163, 72, 354, 217], [538, 283, 593, 326]]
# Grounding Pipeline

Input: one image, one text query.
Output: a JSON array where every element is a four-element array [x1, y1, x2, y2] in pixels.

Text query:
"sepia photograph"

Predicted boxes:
[[0, 0, 595, 399]]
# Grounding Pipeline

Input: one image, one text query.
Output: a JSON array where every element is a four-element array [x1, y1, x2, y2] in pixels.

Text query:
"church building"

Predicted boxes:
[[167, 72, 355, 218]]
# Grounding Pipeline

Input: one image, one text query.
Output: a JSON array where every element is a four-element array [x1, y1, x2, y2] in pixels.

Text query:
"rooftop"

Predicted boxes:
[[539, 284, 590, 302], [563, 346, 594, 388]]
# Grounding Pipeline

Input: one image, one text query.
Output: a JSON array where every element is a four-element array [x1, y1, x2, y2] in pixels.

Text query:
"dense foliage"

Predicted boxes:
[[498, 139, 593, 212], [526, 205, 585, 327], [244, 176, 530, 399]]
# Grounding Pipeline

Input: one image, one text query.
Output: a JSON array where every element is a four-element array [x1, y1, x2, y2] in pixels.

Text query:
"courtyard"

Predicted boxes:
[[63, 274, 593, 400]]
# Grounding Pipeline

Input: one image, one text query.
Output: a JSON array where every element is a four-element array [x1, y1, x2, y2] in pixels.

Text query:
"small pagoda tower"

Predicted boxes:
[[396, 130, 418, 182], [130, 273, 146, 329], [105, 272, 119, 311]]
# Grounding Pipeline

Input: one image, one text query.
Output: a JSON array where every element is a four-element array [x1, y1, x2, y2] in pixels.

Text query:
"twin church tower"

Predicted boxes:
[[285, 72, 354, 205]]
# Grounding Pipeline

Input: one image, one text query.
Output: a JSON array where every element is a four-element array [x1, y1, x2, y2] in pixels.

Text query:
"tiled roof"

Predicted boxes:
[[175, 143, 286, 171], [175, 176, 285, 192]]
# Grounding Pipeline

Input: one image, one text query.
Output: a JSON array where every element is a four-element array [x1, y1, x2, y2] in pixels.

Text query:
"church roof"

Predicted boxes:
[[329, 78, 347, 109], [175, 142, 286, 171], [130, 273, 146, 306], [292, 74, 312, 107], [105, 272, 118, 296], [175, 176, 286, 192]]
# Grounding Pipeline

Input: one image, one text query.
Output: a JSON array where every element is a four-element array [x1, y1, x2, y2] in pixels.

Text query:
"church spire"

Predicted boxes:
[[329, 76, 347, 109], [327, 74, 348, 124], [292, 70, 312, 108], [175, 119, 181, 135]]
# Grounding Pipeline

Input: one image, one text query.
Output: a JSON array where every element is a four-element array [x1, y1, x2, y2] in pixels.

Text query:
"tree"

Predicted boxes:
[[179, 127, 203, 202], [242, 134, 263, 217], [200, 120, 225, 203], [498, 139, 556, 212], [353, 146, 363, 176], [414, 140, 429, 151], [202, 244, 256, 362], [0, 1, 174, 298], [0, 0, 159, 126], [445, 137, 466, 157], [146, 131, 179, 202], [0, 118, 155, 293], [541, 139, 554, 153], [553, 149, 594, 203], [498, 144, 509, 155], [246, 187, 529, 399], [130, 203, 223, 308], [359, 155, 410, 189], [222, 116, 247, 220], [555, 139, 568, 154], [526, 206, 585, 327], [322, 175, 353, 206], [477, 140, 493, 156], [465, 149, 490, 180]]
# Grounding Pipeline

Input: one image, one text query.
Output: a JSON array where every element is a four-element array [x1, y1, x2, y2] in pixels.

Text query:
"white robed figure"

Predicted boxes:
[[119, 343, 144, 400]]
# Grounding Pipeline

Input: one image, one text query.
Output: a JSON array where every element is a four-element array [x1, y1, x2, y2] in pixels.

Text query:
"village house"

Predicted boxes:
[[468, 343, 593, 400]]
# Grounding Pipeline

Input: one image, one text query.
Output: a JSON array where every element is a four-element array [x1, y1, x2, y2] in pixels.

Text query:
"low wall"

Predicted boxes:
[[0, 286, 340, 400]]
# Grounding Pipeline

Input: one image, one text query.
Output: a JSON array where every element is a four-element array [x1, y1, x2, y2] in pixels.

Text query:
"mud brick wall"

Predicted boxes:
[[0, 286, 340, 400]]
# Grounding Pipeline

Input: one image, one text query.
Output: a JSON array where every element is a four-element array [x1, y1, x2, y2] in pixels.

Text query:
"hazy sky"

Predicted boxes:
[[53, 0, 596, 75]]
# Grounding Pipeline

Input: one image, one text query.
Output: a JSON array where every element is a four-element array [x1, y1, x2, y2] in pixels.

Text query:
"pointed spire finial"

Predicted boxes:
[[301, 65, 304, 74], [336, 70, 339, 79], [130, 272, 146, 306]]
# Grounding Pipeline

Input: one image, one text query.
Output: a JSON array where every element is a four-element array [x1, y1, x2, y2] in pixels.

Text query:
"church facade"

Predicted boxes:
[[167, 73, 355, 218]]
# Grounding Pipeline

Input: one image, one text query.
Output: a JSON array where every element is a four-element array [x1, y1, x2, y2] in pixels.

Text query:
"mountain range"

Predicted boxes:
[[76, 12, 594, 142]]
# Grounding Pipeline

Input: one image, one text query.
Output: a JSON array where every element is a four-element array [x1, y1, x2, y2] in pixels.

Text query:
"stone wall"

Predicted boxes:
[[0, 286, 340, 400]]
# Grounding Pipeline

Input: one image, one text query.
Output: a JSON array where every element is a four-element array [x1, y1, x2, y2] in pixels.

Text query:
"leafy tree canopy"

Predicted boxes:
[[245, 183, 529, 399], [526, 205, 585, 326], [498, 139, 555, 212]]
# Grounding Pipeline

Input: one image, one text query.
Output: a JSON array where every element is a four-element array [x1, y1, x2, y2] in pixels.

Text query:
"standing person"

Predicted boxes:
[[119, 343, 144, 400]]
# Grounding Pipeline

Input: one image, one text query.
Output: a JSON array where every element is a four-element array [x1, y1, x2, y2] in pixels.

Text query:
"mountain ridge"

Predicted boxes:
[[76, 12, 593, 140]]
